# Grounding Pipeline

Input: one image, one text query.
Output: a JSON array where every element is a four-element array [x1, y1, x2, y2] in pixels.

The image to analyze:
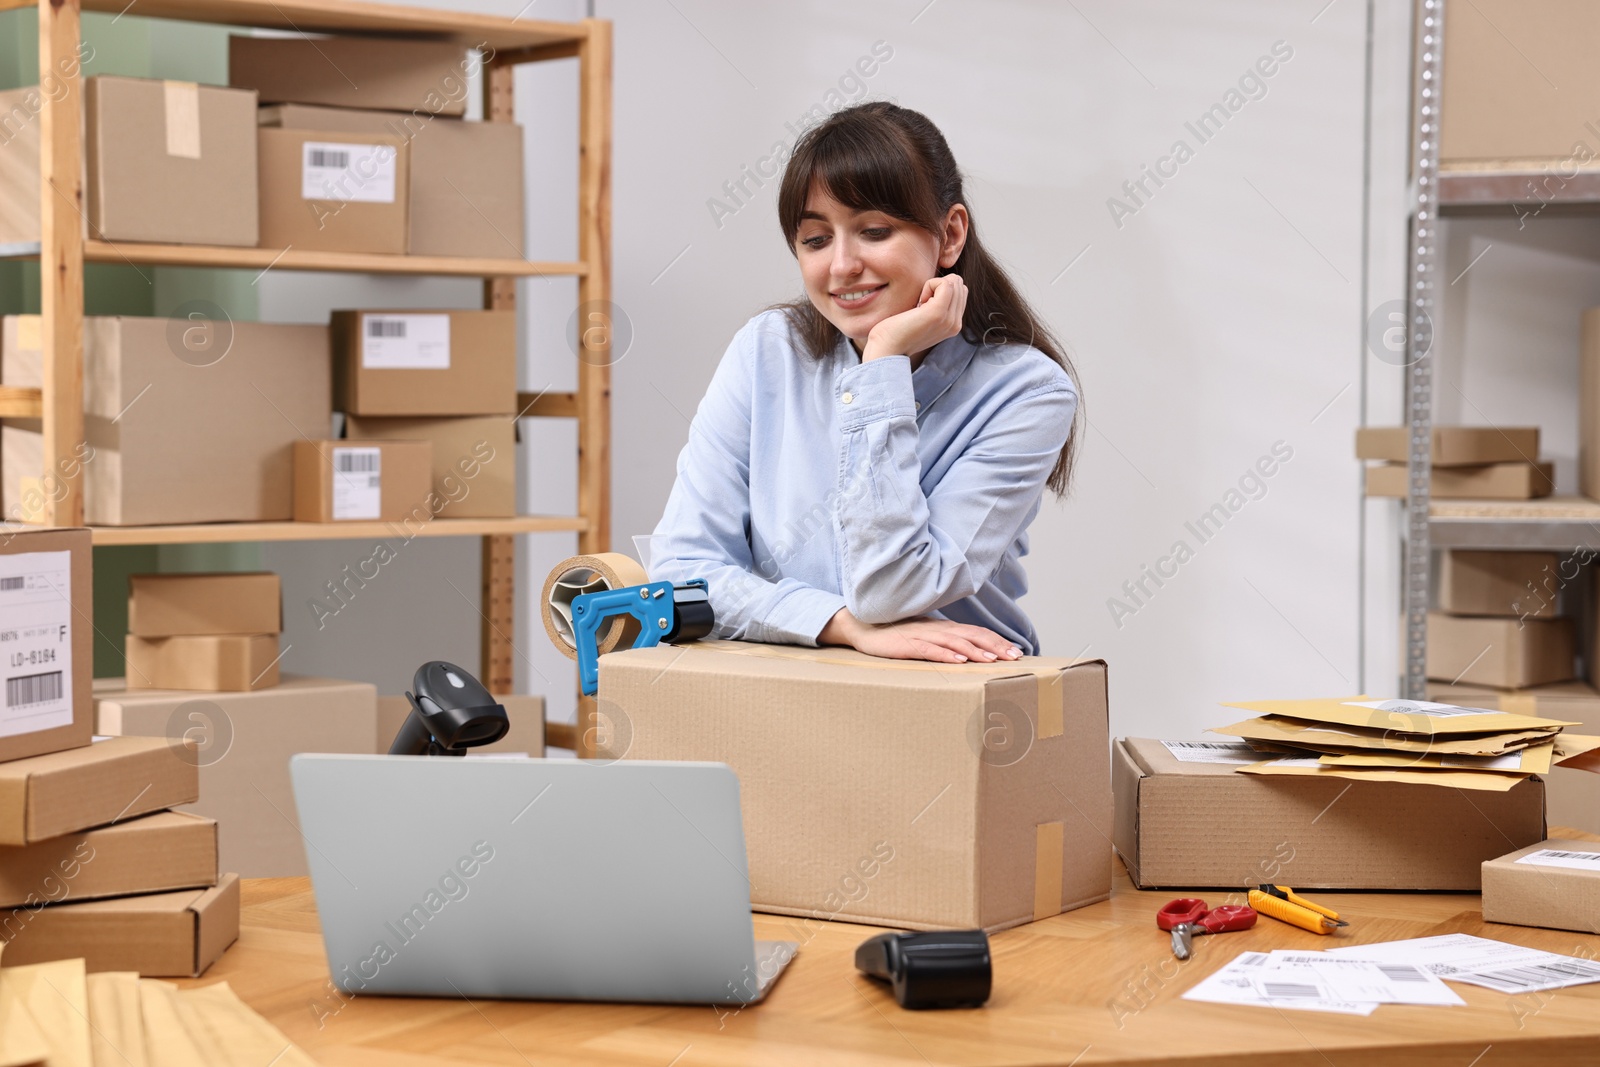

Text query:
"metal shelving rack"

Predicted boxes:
[[1, 0, 613, 752]]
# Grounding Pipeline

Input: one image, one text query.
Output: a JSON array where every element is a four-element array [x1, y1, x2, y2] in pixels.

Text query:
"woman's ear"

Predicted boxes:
[[938, 204, 970, 269]]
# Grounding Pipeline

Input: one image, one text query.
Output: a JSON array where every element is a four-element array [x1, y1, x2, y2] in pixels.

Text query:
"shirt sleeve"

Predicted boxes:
[[833, 353, 1076, 624], [648, 327, 848, 646]]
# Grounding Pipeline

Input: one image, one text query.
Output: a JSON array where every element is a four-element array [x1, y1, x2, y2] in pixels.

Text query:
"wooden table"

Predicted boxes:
[[187, 839, 1600, 1066]]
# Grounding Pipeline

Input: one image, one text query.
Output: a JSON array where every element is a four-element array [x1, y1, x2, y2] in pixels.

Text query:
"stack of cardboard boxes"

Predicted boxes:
[[1359, 426, 1553, 500], [125, 573, 284, 691]]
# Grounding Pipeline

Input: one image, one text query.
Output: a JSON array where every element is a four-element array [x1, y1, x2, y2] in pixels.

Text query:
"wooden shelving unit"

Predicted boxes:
[[11, 0, 612, 748]]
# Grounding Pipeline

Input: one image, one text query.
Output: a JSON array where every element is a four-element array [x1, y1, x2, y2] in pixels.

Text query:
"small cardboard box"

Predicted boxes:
[[0, 87, 44, 246], [86, 76, 258, 246], [0, 736, 198, 846], [3, 317, 331, 525], [0, 872, 239, 975], [259, 105, 525, 258], [128, 572, 282, 637], [1112, 737, 1546, 890], [344, 415, 515, 519], [331, 310, 516, 416], [1426, 611, 1575, 688], [125, 634, 281, 692], [0, 527, 93, 765], [1356, 425, 1540, 466], [1438, 550, 1560, 619], [258, 127, 408, 254], [1365, 461, 1555, 500], [95, 676, 377, 877], [0, 811, 216, 909], [230, 36, 469, 115], [375, 693, 546, 756], [294, 439, 434, 522], [597, 641, 1113, 932], [1482, 840, 1600, 935]]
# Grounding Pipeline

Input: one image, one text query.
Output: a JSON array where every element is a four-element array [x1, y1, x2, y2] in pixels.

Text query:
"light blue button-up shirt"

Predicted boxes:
[[649, 309, 1078, 655]]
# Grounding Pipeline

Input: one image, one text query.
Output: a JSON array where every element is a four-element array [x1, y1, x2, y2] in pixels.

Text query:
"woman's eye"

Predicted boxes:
[[863, 227, 891, 239], [801, 235, 828, 249]]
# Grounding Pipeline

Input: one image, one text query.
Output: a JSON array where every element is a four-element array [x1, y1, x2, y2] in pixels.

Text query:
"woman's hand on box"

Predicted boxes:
[[819, 608, 1021, 663]]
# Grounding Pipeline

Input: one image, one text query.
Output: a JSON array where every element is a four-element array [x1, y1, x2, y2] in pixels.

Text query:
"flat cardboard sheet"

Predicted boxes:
[[1317, 741, 1556, 775], [1, 958, 90, 1067], [1237, 757, 1526, 792], [1212, 714, 1558, 755], [1222, 697, 1578, 735], [85, 972, 146, 1067]]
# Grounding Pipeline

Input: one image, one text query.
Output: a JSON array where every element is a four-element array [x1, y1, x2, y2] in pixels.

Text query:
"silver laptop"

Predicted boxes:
[[289, 755, 797, 1004]]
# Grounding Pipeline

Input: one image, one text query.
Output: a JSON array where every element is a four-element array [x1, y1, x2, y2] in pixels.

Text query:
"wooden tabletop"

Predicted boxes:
[[187, 834, 1600, 1066]]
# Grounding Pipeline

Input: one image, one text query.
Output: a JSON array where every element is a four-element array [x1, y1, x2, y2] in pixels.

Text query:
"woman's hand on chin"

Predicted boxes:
[[819, 607, 1020, 663], [861, 274, 968, 362]]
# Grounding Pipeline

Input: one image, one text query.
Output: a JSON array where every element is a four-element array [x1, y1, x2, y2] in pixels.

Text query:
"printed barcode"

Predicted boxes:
[[1262, 982, 1321, 998], [1167, 741, 1241, 749], [308, 148, 350, 169], [1539, 850, 1600, 861], [1476, 961, 1600, 989], [0, 577, 23, 591], [1378, 964, 1427, 983], [336, 452, 379, 473], [7, 670, 62, 708], [367, 318, 407, 338]]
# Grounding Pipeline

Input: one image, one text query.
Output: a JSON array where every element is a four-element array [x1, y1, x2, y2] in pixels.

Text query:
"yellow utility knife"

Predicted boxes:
[[1248, 884, 1349, 935]]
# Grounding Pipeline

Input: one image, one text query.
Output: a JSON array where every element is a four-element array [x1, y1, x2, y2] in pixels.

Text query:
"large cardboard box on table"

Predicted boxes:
[[376, 693, 546, 756], [1438, 550, 1559, 618], [597, 640, 1112, 932], [332, 310, 517, 416], [257, 127, 408, 254], [1356, 425, 1540, 466], [1112, 736, 1546, 890], [0, 736, 197, 846], [1482, 840, 1600, 935], [344, 414, 515, 519], [94, 676, 378, 877], [0, 811, 216, 909], [1425, 611, 1574, 688], [0, 527, 92, 764], [294, 439, 434, 522], [230, 36, 469, 115], [1, 316, 331, 525]]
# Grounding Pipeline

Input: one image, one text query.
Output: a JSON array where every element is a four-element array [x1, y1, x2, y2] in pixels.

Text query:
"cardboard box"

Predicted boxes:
[[0, 736, 197, 847], [1112, 737, 1546, 890], [230, 36, 469, 115], [331, 310, 517, 416], [597, 640, 1113, 932], [1365, 461, 1555, 500], [294, 439, 434, 522], [1582, 308, 1600, 500], [85, 76, 258, 246], [0, 873, 239, 976], [0, 528, 93, 765], [1482, 840, 1600, 934], [1356, 425, 1540, 466], [2, 317, 331, 525], [0, 811, 216, 910], [260, 105, 525, 258], [94, 676, 378, 877], [125, 634, 280, 692], [128, 572, 282, 637], [0, 87, 43, 246], [258, 127, 407, 254], [375, 693, 546, 756], [343, 415, 515, 519], [1426, 611, 1575, 688], [1438, 550, 1560, 618]]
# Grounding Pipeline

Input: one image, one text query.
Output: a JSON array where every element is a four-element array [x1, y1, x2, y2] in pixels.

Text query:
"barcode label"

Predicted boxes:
[[1472, 960, 1600, 991], [302, 141, 397, 203], [1377, 964, 1427, 983], [1161, 740, 1260, 764], [308, 148, 349, 169], [7, 670, 62, 708], [360, 314, 450, 370], [366, 318, 407, 339], [0, 577, 23, 591], [335, 450, 380, 474], [1515, 848, 1600, 872], [331, 447, 382, 521], [1261, 982, 1321, 998]]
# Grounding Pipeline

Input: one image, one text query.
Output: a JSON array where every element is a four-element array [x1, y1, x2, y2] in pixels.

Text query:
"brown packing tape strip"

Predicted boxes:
[[1500, 693, 1539, 716], [541, 553, 647, 661], [1033, 821, 1064, 921], [163, 81, 202, 159]]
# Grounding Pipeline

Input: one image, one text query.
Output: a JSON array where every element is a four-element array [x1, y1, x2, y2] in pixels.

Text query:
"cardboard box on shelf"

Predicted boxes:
[[0, 87, 42, 246], [344, 415, 515, 519], [94, 676, 377, 877], [0, 873, 239, 975], [1482, 840, 1600, 935], [294, 439, 434, 522], [1356, 425, 1540, 466], [125, 634, 281, 692], [1365, 461, 1555, 500], [596, 640, 1113, 932], [0, 736, 197, 847], [128, 572, 282, 636], [375, 693, 546, 756], [1112, 737, 1546, 890], [331, 310, 516, 416], [0, 811, 216, 910], [1581, 308, 1600, 500], [1438, 550, 1560, 618], [1426, 611, 1575, 689], [258, 127, 408, 255], [2, 317, 331, 525], [0, 528, 92, 765], [259, 105, 525, 258], [230, 36, 469, 115], [86, 76, 258, 246]]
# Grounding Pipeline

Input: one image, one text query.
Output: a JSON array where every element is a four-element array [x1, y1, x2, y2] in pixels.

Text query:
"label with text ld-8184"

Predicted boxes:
[[0, 550, 72, 739]]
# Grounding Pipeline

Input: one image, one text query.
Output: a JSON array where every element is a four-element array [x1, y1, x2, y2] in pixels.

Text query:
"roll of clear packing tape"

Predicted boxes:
[[541, 552, 648, 661]]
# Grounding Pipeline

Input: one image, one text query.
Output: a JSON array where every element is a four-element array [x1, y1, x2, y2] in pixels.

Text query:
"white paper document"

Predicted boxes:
[[1263, 951, 1465, 1006], [1181, 952, 1377, 1015], [1514, 848, 1600, 872], [1160, 740, 1260, 764], [1328, 935, 1600, 995]]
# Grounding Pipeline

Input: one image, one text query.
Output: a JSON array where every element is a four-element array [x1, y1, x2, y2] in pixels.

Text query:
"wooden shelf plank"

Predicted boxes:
[[75, 515, 587, 547], [1428, 496, 1600, 550], [0, 386, 43, 419]]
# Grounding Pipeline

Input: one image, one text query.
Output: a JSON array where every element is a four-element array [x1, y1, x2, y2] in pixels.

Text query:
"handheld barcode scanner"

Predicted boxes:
[[855, 930, 992, 1009], [387, 661, 509, 756]]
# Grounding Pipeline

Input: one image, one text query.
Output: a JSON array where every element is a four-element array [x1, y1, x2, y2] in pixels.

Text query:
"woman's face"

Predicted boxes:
[[794, 183, 958, 349]]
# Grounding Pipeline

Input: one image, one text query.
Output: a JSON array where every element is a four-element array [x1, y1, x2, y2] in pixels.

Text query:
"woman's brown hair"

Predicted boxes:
[[775, 101, 1080, 497]]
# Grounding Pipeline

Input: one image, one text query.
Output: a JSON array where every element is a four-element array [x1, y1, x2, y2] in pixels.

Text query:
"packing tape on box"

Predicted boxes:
[[541, 552, 647, 661], [163, 80, 202, 159], [1033, 821, 1064, 921]]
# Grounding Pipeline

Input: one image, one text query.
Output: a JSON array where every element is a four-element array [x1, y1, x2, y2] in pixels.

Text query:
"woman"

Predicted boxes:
[[650, 102, 1080, 664]]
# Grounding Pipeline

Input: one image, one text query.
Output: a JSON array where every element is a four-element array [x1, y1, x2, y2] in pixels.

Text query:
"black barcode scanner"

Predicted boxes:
[[855, 930, 992, 1009], [387, 661, 509, 756]]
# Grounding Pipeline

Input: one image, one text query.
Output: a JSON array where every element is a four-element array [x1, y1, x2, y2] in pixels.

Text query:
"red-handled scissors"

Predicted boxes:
[[1156, 898, 1257, 960]]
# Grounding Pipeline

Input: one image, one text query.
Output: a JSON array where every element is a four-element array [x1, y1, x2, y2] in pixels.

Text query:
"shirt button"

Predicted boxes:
[[841, 392, 854, 404], [915, 401, 922, 411]]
